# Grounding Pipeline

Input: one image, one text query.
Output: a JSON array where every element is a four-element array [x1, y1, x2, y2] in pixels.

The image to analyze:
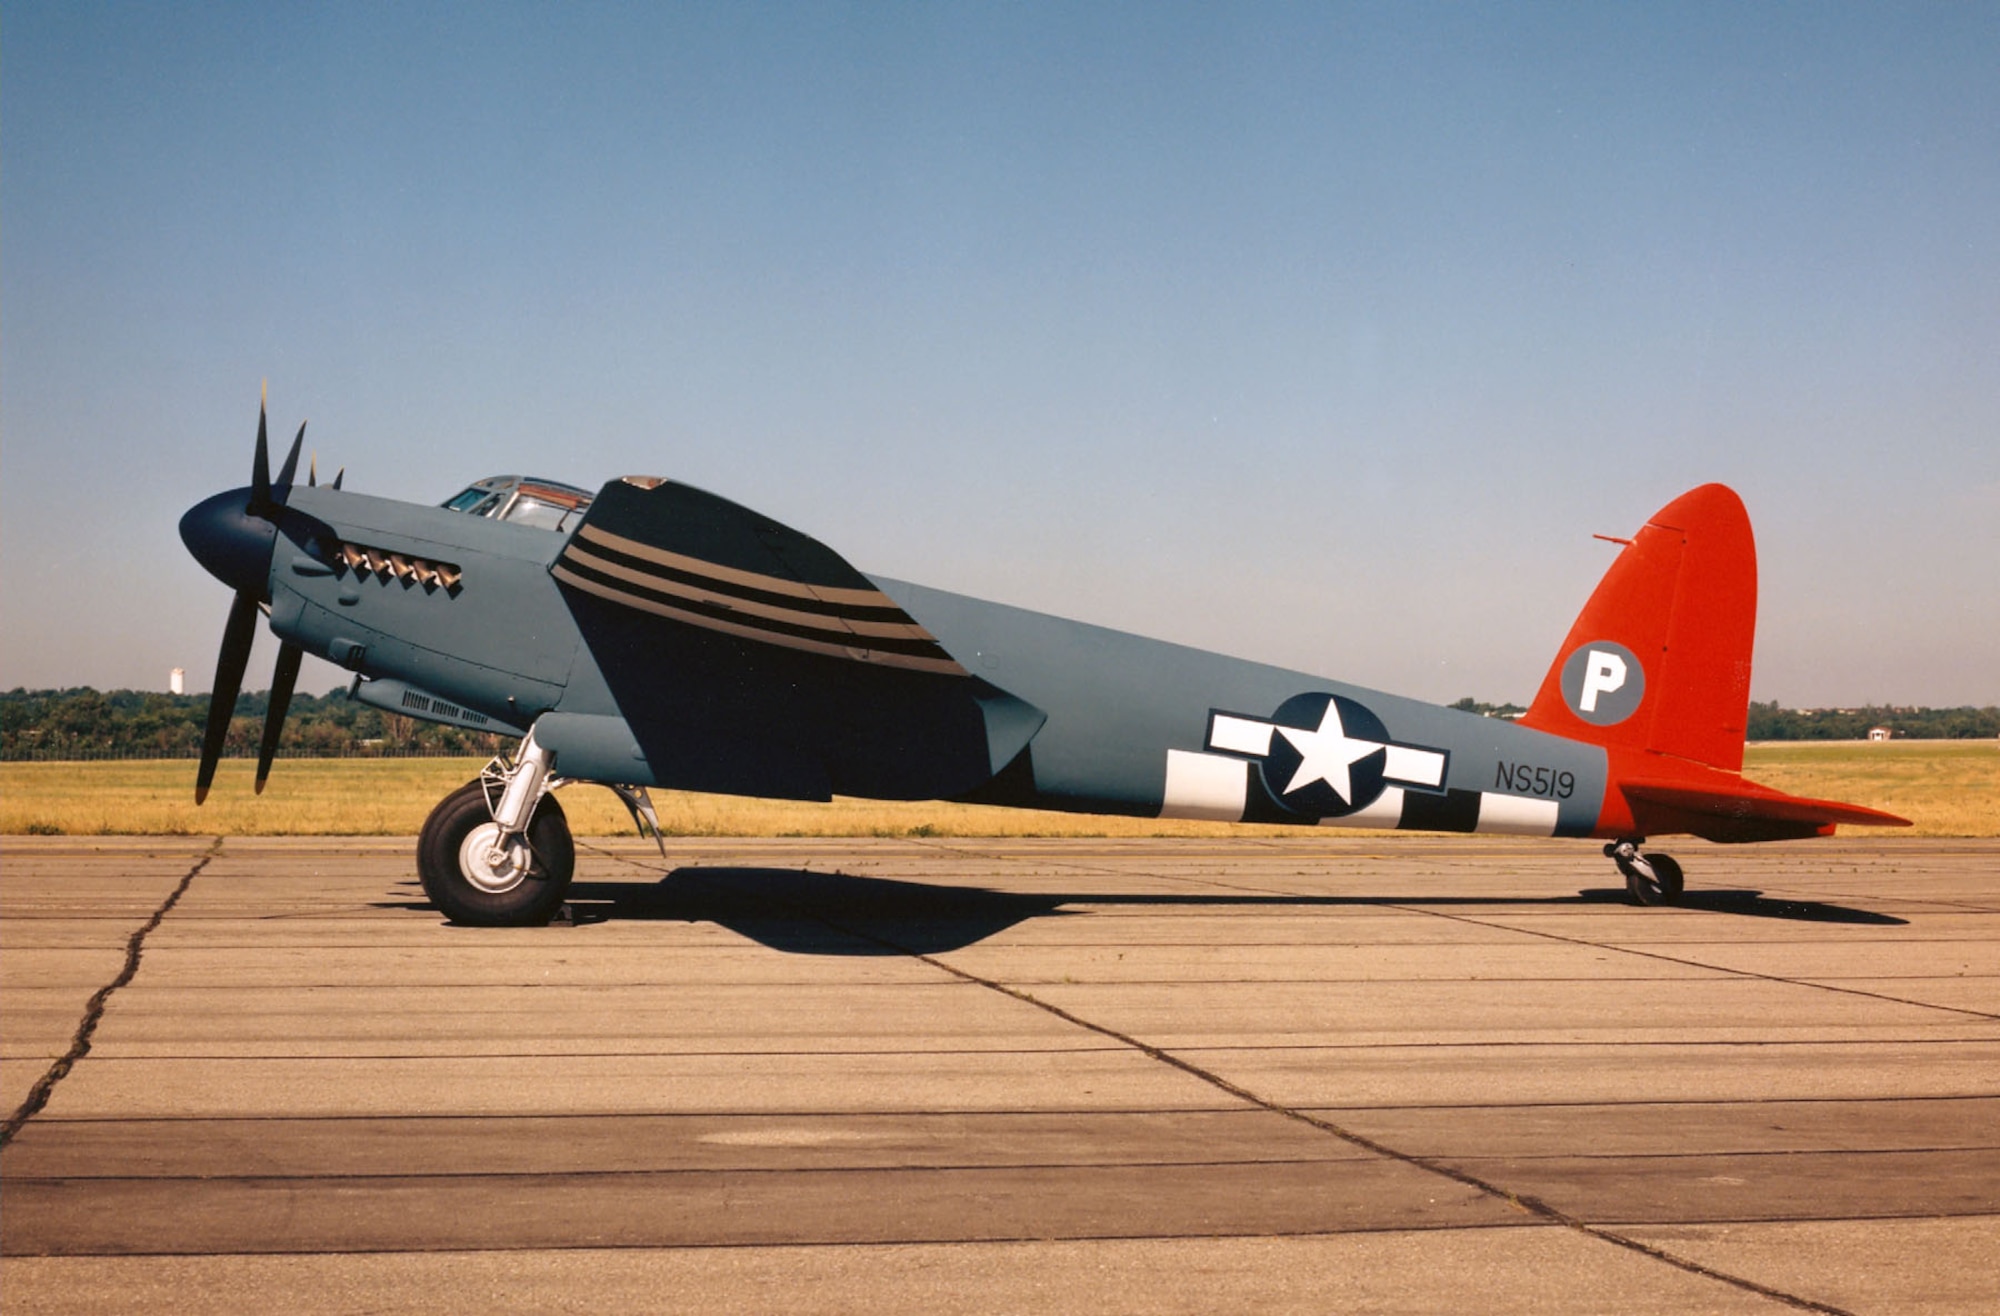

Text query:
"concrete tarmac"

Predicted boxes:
[[2, 833, 1995, 1313]]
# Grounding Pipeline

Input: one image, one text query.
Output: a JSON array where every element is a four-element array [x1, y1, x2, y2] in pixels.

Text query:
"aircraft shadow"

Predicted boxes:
[[499, 866, 1905, 954]]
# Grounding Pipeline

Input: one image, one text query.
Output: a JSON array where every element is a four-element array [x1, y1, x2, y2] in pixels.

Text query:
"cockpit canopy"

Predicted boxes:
[[442, 476, 594, 531]]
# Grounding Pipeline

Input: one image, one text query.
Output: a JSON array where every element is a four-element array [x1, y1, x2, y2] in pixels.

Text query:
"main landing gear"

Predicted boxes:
[[415, 728, 665, 927], [1606, 839, 1684, 906]]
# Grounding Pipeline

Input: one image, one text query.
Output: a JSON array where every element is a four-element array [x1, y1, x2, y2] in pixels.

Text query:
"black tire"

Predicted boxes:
[[1619, 853, 1667, 906], [1643, 852, 1685, 903], [416, 779, 574, 926]]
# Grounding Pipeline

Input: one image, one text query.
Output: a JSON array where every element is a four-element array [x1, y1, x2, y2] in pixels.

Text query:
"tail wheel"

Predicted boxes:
[[417, 779, 574, 926], [1616, 849, 1685, 906], [1644, 852, 1685, 903]]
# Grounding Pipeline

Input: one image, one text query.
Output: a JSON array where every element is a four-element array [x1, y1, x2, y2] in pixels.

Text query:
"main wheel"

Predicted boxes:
[[417, 779, 574, 926]]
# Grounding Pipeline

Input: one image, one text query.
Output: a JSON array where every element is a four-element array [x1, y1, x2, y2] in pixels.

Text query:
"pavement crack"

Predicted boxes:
[[0, 838, 220, 1151], [577, 841, 1860, 1311], [637, 855, 1857, 1316], [888, 946, 1858, 1315]]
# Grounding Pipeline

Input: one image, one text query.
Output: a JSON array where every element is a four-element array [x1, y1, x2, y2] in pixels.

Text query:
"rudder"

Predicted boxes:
[[1519, 483, 1756, 774]]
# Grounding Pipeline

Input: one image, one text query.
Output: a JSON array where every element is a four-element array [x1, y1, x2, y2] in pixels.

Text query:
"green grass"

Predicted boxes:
[[2, 741, 1991, 837]]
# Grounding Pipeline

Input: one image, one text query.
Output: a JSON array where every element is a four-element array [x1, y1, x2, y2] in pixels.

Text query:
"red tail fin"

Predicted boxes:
[[1519, 483, 1756, 773]]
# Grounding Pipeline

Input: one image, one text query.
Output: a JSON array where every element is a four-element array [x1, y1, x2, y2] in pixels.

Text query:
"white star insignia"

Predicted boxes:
[[1275, 699, 1383, 804]]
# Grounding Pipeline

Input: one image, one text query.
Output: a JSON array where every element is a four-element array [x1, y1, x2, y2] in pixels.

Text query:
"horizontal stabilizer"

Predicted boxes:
[[1616, 780, 1912, 832]]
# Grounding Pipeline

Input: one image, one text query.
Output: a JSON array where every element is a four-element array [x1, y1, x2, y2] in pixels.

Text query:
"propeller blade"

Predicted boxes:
[[195, 591, 261, 804], [274, 421, 305, 497], [255, 641, 302, 795], [308, 454, 317, 488], [251, 394, 272, 514], [331, 467, 345, 491]]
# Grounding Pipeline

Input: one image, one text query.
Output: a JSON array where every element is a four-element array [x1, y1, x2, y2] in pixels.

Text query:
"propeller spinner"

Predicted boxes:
[[178, 392, 320, 802]]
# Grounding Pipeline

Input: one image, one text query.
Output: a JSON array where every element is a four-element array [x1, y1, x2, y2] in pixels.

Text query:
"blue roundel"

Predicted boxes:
[[1257, 692, 1390, 820]]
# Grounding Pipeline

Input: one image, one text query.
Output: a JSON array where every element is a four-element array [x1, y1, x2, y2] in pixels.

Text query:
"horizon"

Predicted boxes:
[[7, 682, 1993, 714]]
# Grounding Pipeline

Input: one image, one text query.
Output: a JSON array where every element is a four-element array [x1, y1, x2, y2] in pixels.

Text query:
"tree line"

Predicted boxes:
[[1, 688, 509, 761], [1742, 701, 1999, 741], [1449, 697, 1997, 740], [3, 688, 1994, 761]]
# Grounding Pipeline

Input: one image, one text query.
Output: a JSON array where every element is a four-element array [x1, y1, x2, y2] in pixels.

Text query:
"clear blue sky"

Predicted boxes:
[[4, 2, 1995, 706]]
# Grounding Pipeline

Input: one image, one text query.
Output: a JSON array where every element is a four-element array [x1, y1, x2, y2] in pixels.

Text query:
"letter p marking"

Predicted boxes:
[[1578, 649, 1627, 713]]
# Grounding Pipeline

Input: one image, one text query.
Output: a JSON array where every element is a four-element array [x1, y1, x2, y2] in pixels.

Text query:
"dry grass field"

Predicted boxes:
[[2, 740, 1991, 837], [1738, 739, 2000, 838]]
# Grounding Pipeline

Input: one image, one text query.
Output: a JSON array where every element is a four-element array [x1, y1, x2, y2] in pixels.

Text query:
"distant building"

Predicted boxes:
[[1867, 726, 1893, 742], [170, 667, 185, 695]]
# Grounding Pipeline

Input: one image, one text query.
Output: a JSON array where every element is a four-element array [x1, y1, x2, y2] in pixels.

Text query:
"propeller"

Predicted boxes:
[[256, 640, 302, 794], [194, 592, 261, 804], [181, 389, 333, 803], [272, 423, 303, 496]]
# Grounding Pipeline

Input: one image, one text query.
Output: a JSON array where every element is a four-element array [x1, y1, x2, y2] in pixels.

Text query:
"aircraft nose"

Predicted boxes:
[[179, 488, 278, 598]]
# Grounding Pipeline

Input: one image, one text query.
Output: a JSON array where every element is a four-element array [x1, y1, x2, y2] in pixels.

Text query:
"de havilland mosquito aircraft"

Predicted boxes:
[[179, 395, 1909, 925]]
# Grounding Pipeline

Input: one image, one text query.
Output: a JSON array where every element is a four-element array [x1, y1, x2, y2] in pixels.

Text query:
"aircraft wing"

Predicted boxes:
[[553, 477, 968, 676], [550, 477, 1044, 801]]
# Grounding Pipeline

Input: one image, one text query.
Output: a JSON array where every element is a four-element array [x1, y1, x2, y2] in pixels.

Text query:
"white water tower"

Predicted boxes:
[[170, 667, 186, 695]]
